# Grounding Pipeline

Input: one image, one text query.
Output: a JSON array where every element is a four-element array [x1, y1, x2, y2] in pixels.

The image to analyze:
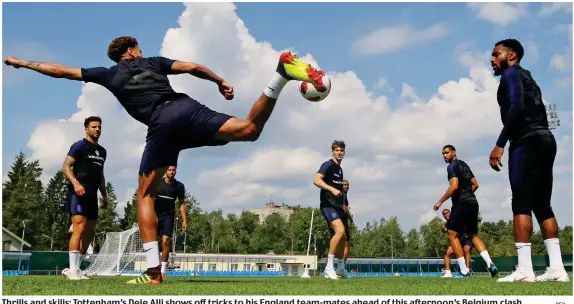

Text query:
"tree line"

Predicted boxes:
[[3, 152, 572, 258]]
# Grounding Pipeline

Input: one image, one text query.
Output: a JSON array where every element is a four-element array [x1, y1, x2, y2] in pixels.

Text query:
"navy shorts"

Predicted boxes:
[[321, 206, 350, 240], [157, 214, 175, 237], [459, 237, 473, 249], [68, 187, 99, 221], [446, 202, 479, 235], [139, 94, 234, 175], [508, 134, 556, 222]]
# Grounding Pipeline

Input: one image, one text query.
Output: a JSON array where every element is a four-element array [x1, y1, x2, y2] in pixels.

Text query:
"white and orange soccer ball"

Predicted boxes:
[[61, 268, 70, 276], [299, 74, 331, 102]]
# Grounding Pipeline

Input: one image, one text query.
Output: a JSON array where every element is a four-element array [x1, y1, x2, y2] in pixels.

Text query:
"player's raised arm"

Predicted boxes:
[[168, 59, 234, 100], [170, 60, 224, 83], [4, 56, 83, 80]]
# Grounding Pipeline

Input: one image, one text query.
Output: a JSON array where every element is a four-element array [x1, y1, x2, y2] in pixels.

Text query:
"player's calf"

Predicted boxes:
[[215, 118, 260, 142]]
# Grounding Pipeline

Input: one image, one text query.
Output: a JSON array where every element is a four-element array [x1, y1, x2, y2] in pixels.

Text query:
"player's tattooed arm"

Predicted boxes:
[[3, 56, 82, 80], [62, 156, 81, 188], [170, 61, 225, 84]]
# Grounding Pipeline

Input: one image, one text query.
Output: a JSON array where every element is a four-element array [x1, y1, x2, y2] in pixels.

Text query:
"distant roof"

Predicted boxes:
[[2, 227, 31, 248], [318, 257, 473, 264]]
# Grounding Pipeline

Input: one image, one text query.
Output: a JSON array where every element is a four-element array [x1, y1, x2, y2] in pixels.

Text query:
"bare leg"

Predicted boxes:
[[463, 245, 471, 269], [214, 94, 277, 142], [137, 167, 168, 245], [161, 236, 171, 262], [444, 247, 454, 271]]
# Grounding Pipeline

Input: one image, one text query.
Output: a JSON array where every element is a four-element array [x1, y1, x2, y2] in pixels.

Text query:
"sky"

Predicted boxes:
[[2, 2, 573, 232]]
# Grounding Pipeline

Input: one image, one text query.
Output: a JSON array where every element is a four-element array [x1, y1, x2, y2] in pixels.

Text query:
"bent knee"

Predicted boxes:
[[241, 121, 260, 142]]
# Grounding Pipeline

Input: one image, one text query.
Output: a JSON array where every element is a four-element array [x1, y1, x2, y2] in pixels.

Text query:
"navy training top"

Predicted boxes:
[[154, 178, 186, 216], [67, 139, 107, 190], [496, 65, 552, 147], [446, 159, 477, 205], [317, 159, 344, 209], [81, 56, 185, 126]]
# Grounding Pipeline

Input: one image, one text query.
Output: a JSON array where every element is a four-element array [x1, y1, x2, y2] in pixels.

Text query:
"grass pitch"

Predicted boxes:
[[2, 275, 572, 296]]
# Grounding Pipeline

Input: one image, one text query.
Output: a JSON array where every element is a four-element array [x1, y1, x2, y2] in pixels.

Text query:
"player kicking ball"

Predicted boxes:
[[4, 36, 326, 284]]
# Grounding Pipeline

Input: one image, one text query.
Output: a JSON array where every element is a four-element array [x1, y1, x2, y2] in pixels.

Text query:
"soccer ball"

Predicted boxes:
[[299, 74, 331, 102], [61, 268, 69, 276]]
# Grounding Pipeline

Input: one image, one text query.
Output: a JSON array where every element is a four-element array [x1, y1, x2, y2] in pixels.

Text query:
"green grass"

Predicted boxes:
[[2, 275, 572, 296]]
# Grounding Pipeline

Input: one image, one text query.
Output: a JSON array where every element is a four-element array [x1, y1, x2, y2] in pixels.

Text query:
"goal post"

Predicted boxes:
[[84, 223, 145, 276]]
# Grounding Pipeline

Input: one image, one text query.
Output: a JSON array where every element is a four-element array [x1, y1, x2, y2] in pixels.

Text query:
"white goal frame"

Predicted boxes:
[[84, 223, 145, 276]]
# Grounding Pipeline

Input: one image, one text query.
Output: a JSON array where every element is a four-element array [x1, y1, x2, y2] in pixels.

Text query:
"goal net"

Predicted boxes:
[[84, 223, 144, 276]]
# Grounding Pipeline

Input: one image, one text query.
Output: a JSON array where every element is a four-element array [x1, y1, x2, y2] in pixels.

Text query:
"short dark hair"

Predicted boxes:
[[332, 140, 345, 151], [442, 209, 450, 213], [443, 145, 456, 151], [495, 39, 524, 60], [84, 116, 102, 128], [107, 36, 138, 63]]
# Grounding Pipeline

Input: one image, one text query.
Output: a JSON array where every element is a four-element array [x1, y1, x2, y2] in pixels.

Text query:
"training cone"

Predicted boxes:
[[301, 269, 311, 278]]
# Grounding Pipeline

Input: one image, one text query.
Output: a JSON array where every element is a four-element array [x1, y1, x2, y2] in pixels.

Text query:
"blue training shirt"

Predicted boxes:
[[81, 56, 184, 126], [496, 65, 552, 147], [67, 139, 106, 190], [317, 159, 344, 208], [446, 159, 477, 205]]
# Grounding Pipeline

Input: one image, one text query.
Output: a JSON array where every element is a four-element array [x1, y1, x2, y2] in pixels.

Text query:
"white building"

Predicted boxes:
[[2, 227, 31, 251], [238, 203, 297, 224]]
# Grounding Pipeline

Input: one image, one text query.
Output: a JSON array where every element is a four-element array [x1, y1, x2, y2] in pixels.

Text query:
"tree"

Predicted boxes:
[[404, 228, 422, 257], [419, 217, 449, 257], [119, 191, 138, 231], [96, 182, 120, 237], [2, 152, 44, 248], [39, 171, 71, 251]]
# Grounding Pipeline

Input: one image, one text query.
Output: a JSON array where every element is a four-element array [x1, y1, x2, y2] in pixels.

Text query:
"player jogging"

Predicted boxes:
[[62, 116, 108, 280], [4, 36, 325, 284], [154, 165, 187, 280], [341, 179, 355, 266], [434, 145, 498, 278], [441, 209, 472, 278], [313, 140, 350, 280], [489, 39, 569, 282]]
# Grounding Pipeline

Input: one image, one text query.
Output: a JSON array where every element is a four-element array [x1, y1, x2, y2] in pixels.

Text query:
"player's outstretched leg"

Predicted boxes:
[[214, 52, 324, 142], [127, 167, 169, 284]]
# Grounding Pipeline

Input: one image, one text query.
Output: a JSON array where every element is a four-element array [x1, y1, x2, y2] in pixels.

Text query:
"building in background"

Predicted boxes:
[[237, 202, 298, 224]]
